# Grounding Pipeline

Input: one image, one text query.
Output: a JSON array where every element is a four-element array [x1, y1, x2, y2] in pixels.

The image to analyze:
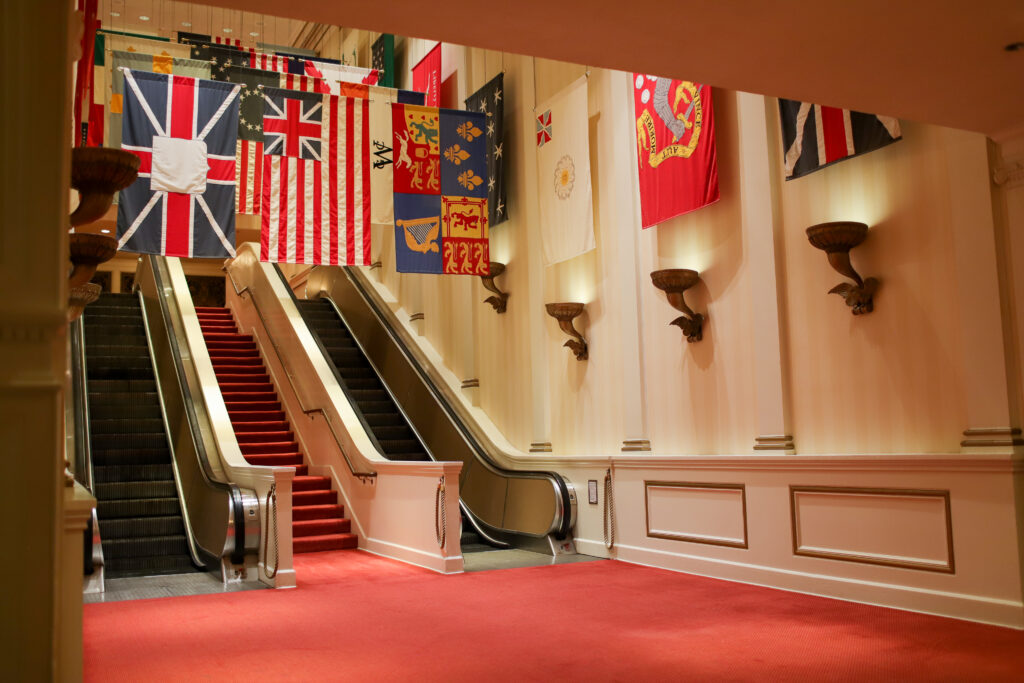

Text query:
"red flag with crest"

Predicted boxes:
[[632, 75, 719, 228]]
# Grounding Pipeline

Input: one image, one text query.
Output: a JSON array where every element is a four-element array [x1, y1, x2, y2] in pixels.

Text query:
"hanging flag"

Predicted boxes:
[[248, 51, 290, 74], [191, 43, 248, 81], [535, 76, 594, 264], [226, 65, 280, 215], [778, 99, 902, 180], [465, 73, 507, 227], [439, 109, 489, 274], [102, 32, 190, 60], [177, 31, 212, 45], [260, 89, 371, 266], [74, 0, 99, 146], [371, 34, 395, 88], [632, 75, 719, 227], [116, 70, 240, 258], [107, 50, 210, 150], [279, 71, 328, 94], [412, 44, 441, 107], [392, 104, 488, 274]]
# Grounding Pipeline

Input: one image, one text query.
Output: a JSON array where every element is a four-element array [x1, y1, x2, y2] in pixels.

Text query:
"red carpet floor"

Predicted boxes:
[[83, 553, 1024, 681]]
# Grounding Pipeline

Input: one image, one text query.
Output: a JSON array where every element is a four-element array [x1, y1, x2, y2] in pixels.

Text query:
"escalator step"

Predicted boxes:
[[87, 379, 157, 393], [336, 365, 376, 379], [336, 377, 381, 391], [94, 464, 173, 483], [102, 534, 190, 559], [85, 344, 150, 356], [386, 452, 431, 462], [89, 403, 162, 420], [95, 480, 177, 501], [363, 413, 406, 428], [355, 400, 400, 415], [100, 515, 185, 539], [91, 448, 172, 467], [370, 425, 416, 441], [90, 418, 166, 434], [377, 439, 425, 454], [87, 367, 155, 381], [104, 554, 197, 579], [83, 313, 143, 325], [83, 324, 145, 337], [91, 433, 168, 450], [349, 389, 390, 403], [98, 497, 181, 518]]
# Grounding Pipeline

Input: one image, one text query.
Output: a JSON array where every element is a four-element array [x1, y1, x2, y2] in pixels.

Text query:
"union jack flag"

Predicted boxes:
[[116, 69, 240, 258], [262, 89, 322, 160], [536, 109, 552, 147]]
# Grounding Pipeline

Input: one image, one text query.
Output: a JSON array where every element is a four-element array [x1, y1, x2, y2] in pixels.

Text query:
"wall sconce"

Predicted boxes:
[[806, 221, 878, 315], [480, 261, 509, 313], [650, 269, 704, 342], [545, 302, 588, 360]]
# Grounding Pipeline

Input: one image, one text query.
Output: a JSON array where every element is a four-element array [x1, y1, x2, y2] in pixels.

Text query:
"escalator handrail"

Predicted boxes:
[[226, 265, 377, 482], [319, 265, 573, 540], [70, 317, 95, 494], [149, 256, 247, 565]]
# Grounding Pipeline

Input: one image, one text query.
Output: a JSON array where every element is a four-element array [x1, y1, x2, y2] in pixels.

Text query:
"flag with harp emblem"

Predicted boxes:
[[392, 103, 488, 274]]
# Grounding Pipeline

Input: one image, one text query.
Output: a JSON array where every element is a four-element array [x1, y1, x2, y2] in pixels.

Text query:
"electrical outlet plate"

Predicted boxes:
[[588, 480, 598, 504]]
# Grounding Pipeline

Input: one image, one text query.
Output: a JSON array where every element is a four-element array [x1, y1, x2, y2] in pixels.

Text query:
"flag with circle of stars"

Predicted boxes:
[[225, 65, 281, 214], [191, 43, 246, 81], [464, 72, 506, 227]]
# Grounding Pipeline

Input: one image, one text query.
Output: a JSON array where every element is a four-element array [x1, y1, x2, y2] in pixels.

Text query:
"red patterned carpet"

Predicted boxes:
[[84, 552, 1024, 681]]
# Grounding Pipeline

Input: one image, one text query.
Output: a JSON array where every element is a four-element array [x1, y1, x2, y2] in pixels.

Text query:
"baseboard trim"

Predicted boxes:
[[362, 536, 464, 574], [591, 540, 1023, 629]]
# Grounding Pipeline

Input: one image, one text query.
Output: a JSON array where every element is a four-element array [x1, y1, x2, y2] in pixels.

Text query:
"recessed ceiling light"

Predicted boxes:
[[139, 15, 150, 21], [222, 27, 233, 33], [110, 11, 120, 16], [100, 229, 111, 234], [181, 21, 191, 27], [249, 32, 259, 37]]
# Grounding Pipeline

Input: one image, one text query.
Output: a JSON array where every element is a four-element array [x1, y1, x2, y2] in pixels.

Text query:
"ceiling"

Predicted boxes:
[[165, 0, 1022, 141], [97, 0, 309, 49]]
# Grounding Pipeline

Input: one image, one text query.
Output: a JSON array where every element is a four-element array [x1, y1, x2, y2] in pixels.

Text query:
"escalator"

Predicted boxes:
[[72, 260, 260, 588], [82, 292, 195, 578], [296, 298, 490, 551], [291, 265, 576, 553]]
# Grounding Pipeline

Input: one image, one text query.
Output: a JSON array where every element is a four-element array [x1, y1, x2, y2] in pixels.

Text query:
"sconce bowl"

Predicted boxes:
[[650, 268, 700, 293], [806, 221, 869, 253], [545, 302, 585, 321], [70, 147, 140, 227], [68, 232, 118, 289], [487, 261, 506, 278]]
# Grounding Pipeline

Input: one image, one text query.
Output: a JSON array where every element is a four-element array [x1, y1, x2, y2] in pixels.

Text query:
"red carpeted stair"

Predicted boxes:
[[195, 306, 357, 554]]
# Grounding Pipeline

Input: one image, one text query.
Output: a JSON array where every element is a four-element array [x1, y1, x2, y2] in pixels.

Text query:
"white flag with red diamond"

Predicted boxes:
[[116, 69, 240, 258]]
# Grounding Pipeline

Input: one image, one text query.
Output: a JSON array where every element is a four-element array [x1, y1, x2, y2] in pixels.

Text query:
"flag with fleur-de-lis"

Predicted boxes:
[[393, 105, 488, 274], [464, 72, 506, 227]]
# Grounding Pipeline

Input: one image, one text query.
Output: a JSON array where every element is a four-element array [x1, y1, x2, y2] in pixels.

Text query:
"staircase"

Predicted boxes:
[[294, 298, 430, 462], [195, 306, 357, 554], [83, 292, 196, 578]]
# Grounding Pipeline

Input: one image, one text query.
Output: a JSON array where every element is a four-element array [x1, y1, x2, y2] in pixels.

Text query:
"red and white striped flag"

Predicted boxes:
[[251, 51, 290, 74], [236, 139, 263, 214], [260, 91, 370, 265], [280, 72, 328, 94]]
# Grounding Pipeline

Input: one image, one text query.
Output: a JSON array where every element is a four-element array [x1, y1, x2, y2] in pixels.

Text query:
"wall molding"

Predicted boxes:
[[645, 481, 748, 549], [513, 452, 1023, 473], [608, 541, 1024, 629], [789, 485, 955, 574], [363, 536, 463, 574]]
